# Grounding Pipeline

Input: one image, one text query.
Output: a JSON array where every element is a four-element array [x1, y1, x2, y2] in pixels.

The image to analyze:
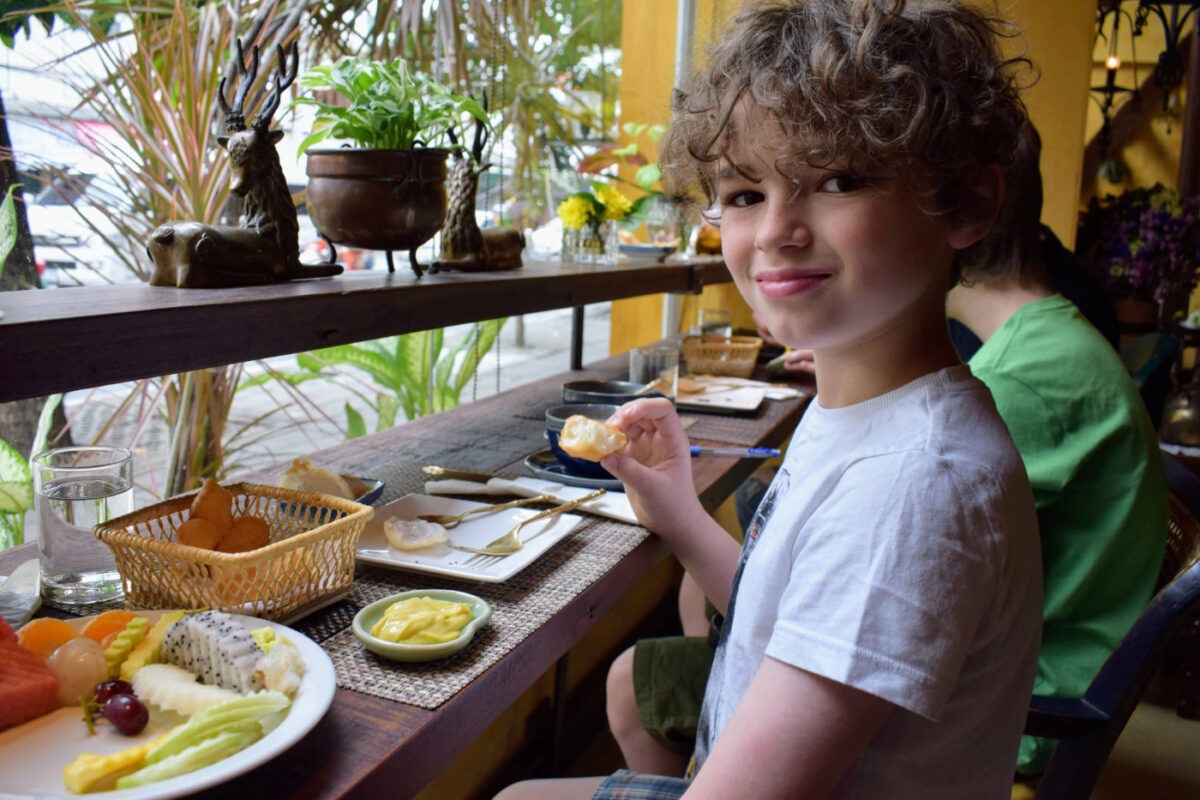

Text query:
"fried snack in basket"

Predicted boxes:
[[559, 415, 628, 461], [278, 458, 355, 500]]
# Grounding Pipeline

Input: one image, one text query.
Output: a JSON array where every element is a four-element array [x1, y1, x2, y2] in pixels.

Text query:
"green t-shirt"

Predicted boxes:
[[969, 294, 1167, 774]]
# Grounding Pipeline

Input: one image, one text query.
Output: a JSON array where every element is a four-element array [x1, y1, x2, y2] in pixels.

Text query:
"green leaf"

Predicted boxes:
[[0, 439, 34, 515], [344, 403, 366, 440], [0, 184, 18, 278]]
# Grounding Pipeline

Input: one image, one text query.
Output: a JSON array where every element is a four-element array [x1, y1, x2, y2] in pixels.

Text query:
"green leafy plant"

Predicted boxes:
[[293, 57, 489, 153], [573, 122, 668, 229], [260, 321, 506, 439], [0, 184, 35, 548]]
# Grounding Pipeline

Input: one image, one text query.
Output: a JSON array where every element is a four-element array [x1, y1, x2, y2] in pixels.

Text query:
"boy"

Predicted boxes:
[[946, 121, 1167, 779], [496, 1, 1041, 797]]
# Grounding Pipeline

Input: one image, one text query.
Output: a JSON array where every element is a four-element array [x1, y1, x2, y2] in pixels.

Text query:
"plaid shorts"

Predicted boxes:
[[592, 770, 691, 800]]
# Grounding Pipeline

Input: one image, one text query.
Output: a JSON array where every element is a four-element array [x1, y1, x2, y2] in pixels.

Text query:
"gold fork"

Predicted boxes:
[[451, 488, 606, 557], [417, 494, 556, 529]]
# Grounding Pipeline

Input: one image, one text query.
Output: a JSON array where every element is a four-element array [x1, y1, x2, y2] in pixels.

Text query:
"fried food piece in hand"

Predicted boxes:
[[176, 517, 223, 550], [190, 478, 235, 533], [217, 515, 271, 553], [558, 415, 627, 461]]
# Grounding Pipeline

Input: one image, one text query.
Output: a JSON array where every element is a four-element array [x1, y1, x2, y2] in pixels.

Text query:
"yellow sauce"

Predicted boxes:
[[370, 596, 474, 644]]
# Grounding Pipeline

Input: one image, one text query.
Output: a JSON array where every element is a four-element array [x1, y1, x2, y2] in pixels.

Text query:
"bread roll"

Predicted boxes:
[[279, 458, 355, 500], [558, 415, 627, 461]]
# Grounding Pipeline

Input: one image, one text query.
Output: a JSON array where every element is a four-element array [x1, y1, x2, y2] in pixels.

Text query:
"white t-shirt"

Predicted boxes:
[[694, 365, 1043, 799]]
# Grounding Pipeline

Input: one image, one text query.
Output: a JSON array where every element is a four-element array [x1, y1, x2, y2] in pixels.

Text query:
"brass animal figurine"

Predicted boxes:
[[148, 40, 342, 288], [433, 104, 524, 273]]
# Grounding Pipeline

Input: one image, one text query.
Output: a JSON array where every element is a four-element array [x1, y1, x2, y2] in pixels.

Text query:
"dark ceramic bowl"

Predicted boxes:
[[545, 403, 621, 479], [562, 380, 653, 405]]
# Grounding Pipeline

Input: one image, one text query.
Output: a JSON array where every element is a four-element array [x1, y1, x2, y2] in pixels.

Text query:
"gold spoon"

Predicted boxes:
[[417, 494, 556, 529]]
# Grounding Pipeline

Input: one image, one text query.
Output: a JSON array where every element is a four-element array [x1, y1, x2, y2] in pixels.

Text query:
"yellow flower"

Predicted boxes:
[[595, 185, 632, 221], [557, 195, 593, 230]]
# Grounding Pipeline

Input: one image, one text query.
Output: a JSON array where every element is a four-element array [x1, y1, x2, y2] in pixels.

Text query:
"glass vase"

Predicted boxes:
[[561, 227, 582, 263], [601, 220, 621, 266], [579, 222, 606, 264]]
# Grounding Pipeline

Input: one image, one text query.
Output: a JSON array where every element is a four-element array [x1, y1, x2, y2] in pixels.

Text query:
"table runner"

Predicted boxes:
[[45, 456, 653, 711], [284, 456, 652, 708]]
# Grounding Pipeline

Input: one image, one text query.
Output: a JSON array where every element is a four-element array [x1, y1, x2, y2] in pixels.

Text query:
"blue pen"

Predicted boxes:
[[689, 445, 781, 458]]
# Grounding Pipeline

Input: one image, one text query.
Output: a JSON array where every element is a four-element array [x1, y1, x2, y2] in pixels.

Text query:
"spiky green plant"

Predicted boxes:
[[268, 320, 507, 438]]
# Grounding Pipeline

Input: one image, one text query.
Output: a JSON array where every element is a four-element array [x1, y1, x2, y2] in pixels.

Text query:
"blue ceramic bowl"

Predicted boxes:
[[545, 403, 621, 480]]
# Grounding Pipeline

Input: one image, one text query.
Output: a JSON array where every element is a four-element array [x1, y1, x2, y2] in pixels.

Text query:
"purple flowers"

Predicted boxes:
[[1078, 184, 1200, 303]]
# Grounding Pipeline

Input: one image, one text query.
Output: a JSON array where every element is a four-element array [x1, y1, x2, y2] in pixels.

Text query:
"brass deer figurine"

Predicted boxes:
[[148, 40, 343, 288], [433, 100, 524, 273]]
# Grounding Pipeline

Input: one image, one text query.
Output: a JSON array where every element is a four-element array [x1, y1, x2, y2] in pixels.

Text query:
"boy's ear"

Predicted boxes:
[[947, 163, 1004, 250]]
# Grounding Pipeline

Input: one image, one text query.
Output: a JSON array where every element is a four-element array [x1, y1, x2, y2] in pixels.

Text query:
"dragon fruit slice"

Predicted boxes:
[[160, 610, 265, 694]]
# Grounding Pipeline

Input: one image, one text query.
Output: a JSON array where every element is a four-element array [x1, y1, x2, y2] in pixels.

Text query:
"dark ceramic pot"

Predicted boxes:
[[305, 148, 449, 251]]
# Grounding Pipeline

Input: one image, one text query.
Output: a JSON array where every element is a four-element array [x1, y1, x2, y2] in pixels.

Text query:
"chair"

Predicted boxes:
[[1119, 332, 1181, 429], [1023, 451, 1200, 799]]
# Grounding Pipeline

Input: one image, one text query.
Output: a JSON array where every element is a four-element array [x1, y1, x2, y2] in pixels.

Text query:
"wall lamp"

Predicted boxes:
[[1093, 0, 1198, 150]]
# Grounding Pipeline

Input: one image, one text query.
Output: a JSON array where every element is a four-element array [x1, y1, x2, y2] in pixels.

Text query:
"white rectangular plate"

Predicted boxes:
[[356, 494, 584, 583]]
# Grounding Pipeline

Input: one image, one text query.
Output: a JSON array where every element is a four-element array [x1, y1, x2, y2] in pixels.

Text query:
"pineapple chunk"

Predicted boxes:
[[120, 611, 189, 682], [62, 731, 172, 794]]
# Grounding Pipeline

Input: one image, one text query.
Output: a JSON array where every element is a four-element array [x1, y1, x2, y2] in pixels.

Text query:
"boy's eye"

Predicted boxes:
[[719, 189, 764, 209], [819, 174, 868, 194]]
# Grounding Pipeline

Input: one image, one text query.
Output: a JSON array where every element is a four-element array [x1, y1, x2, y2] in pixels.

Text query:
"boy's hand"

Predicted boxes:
[[601, 398, 705, 536], [779, 348, 815, 375]]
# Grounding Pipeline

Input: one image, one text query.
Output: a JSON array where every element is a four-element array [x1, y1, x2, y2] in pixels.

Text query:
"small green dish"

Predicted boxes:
[[352, 589, 492, 662]]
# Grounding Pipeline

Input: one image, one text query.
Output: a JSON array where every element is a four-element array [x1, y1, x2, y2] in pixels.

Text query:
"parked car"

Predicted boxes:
[[26, 171, 148, 287]]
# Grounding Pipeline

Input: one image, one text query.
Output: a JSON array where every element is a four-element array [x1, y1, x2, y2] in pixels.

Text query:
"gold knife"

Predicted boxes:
[[422, 465, 503, 482]]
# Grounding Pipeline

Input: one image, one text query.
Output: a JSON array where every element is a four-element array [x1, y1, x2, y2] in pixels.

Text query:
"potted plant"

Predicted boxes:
[[293, 57, 489, 275], [1077, 183, 1200, 330]]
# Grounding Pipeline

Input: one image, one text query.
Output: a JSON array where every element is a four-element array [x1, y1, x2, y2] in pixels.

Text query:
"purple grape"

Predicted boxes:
[[93, 679, 135, 705], [103, 693, 149, 735]]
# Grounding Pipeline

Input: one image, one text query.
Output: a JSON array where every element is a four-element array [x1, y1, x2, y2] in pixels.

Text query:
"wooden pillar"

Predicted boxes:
[[1181, 31, 1200, 197]]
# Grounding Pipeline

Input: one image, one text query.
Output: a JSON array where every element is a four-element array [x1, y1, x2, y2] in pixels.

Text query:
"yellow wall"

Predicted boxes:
[[1002, 0, 1096, 246], [612, 0, 1101, 352]]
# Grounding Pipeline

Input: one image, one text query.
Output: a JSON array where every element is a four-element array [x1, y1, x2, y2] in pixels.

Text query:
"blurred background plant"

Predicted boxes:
[[1078, 183, 1200, 307], [259, 320, 507, 438], [0, 0, 625, 519], [0, 185, 35, 548]]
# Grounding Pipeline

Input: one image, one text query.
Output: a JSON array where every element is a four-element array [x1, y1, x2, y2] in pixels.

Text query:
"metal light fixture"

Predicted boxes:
[[1092, 0, 1199, 152]]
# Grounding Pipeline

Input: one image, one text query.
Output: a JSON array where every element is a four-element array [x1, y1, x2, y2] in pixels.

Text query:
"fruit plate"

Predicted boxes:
[[0, 610, 335, 800]]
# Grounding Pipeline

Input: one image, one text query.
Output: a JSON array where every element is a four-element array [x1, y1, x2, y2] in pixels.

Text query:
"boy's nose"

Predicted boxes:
[[754, 202, 812, 251]]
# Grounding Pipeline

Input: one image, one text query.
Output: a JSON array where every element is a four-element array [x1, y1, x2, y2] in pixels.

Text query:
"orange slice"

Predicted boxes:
[[79, 609, 139, 646], [16, 617, 78, 661]]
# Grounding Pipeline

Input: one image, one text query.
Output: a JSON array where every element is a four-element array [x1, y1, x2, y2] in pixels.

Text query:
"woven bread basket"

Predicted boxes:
[[94, 482, 373, 621], [681, 335, 763, 378]]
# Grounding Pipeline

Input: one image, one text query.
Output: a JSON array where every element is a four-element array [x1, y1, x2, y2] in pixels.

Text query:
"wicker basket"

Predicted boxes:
[[681, 335, 763, 378], [95, 482, 373, 621]]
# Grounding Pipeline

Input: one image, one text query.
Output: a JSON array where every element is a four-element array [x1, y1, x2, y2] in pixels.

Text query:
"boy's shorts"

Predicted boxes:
[[632, 635, 715, 754], [593, 769, 691, 799]]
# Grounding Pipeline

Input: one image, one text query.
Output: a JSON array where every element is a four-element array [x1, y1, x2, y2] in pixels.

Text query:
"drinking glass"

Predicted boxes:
[[32, 446, 132, 605], [696, 308, 733, 337], [630, 346, 680, 402]]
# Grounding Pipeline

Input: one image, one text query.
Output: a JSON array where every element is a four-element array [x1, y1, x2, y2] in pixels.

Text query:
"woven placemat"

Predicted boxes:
[[290, 516, 649, 709], [681, 397, 801, 446]]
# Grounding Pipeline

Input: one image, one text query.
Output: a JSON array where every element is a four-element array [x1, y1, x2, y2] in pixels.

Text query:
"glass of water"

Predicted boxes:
[[32, 446, 133, 605]]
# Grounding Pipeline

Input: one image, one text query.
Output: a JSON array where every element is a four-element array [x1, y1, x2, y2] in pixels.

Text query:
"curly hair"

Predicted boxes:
[[661, 0, 1035, 230]]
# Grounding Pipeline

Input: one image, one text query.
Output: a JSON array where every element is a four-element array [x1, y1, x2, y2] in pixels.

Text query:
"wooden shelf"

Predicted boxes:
[[0, 256, 730, 402]]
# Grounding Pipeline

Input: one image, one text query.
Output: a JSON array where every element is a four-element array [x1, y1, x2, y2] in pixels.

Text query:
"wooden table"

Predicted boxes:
[[0, 350, 812, 799]]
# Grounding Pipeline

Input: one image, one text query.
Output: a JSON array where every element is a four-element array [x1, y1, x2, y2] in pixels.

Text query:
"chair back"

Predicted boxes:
[[1026, 451, 1200, 799], [1120, 332, 1180, 429]]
